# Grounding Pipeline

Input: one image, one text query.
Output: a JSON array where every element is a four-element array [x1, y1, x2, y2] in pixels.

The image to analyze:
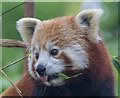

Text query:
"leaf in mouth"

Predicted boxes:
[[57, 73, 82, 79], [57, 73, 70, 79]]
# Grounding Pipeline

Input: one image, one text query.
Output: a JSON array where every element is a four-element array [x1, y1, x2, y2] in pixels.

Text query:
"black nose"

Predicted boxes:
[[36, 65, 46, 76]]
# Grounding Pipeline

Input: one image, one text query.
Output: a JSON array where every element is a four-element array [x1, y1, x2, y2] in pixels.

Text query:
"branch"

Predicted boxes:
[[0, 56, 27, 70], [0, 39, 26, 48], [0, 70, 23, 97], [0, 51, 31, 70]]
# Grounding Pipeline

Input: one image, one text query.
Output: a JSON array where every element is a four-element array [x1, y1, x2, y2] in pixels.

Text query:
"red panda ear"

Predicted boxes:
[[75, 9, 104, 43], [16, 18, 41, 47]]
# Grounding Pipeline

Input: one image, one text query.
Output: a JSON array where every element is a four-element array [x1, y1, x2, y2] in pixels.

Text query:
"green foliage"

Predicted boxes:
[[57, 73, 71, 79], [112, 56, 120, 73], [57, 73, 82, 79]]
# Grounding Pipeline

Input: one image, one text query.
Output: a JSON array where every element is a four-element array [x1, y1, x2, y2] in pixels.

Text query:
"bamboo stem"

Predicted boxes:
[[0, 51, 31, 70], [0, 70, 23, 97], [0, 56, 27, 70]]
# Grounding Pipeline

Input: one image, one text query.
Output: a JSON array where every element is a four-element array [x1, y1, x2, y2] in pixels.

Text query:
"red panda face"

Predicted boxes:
[[28, 17, 89, 86], [17, 9, 103, 86]]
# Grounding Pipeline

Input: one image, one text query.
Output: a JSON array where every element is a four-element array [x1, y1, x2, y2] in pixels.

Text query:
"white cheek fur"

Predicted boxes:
[[64, 44, 88, 69], [28, 53, 36, 79], [50, 77, 64, 85], [44, 77, 64, 86]]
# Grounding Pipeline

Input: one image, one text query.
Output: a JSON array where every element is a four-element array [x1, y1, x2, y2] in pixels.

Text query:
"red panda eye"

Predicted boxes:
[[35, 53, 39, 59], [51, 49, 59, 56]]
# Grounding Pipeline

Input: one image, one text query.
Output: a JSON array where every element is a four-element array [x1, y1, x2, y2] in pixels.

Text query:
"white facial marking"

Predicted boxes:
[[64, 44, 88, 69], [35, 44, 39, 52], [28, 44, 40, 79], [45, 41, 55, 51], [50, 77, 64, 85], [44, 77, 64, 86]]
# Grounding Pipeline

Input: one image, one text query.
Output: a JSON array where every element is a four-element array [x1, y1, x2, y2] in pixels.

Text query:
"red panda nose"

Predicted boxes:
[[36, 65, 46, 76]]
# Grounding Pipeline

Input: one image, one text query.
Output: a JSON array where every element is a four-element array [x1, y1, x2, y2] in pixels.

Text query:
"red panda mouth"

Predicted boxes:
[[41, 76, 48, 82], [41, 70, 83, 82], [41, 74, 59, 82]]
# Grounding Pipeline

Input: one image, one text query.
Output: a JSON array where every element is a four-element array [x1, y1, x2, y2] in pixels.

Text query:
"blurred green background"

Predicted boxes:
[[1, 2, 119, 96]]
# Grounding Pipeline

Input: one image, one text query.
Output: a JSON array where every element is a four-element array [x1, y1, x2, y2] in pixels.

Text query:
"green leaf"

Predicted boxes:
[[112, 58, 120, 73], [57, 73, 71, 79], [113, 56, 120, 61], [115, 56, 120, 61], [71, 73, 82, 78], [57, 73, 82, 79]]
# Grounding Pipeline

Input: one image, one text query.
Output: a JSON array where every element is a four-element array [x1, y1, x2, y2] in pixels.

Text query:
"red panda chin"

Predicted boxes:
[[43, 76, 65, 86]]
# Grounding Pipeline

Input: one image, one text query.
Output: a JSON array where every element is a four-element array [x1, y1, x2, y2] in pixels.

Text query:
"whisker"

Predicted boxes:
[[46, 66, 52, 71]]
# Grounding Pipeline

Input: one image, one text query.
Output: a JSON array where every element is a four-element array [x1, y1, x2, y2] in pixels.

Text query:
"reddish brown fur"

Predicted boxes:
[[31, 15, 114, 88], [86, 41, 114, 85], [60, 52, 73, 65], [32, 59, 38, 78], [32, 16, 87, 50]]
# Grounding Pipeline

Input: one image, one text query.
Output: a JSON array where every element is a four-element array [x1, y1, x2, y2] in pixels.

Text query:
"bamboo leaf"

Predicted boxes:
[[57, 73, 82, 79], [113, 56, 120, 61], [115, 56, 120, 61], [57, 73, 70, 79], [112, 58, 120, 73], [71, 73, 82, 78]]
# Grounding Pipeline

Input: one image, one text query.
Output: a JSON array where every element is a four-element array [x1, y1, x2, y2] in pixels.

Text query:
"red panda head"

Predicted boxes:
[[17, 9, 104, 86]]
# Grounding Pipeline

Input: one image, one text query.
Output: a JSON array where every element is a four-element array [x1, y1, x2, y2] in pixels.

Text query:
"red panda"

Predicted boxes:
[[2, 9, 115, 96]]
